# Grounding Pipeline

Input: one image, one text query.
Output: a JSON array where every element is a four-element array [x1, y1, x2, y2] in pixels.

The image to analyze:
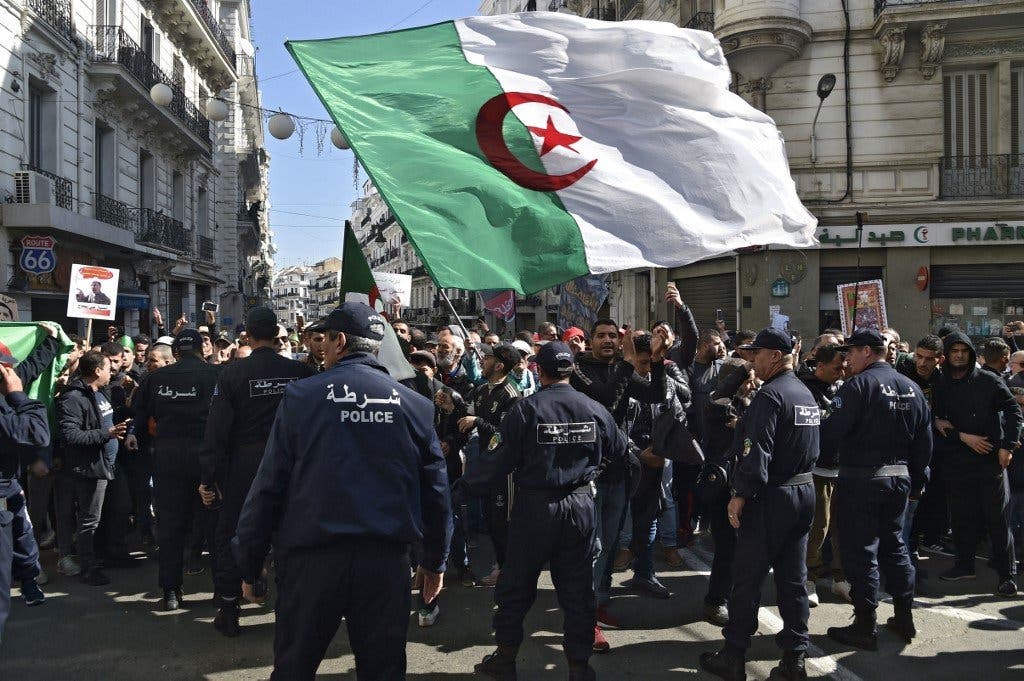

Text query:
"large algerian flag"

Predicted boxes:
[[340, 223, 415, 380], [0, 322, 74, 411], [288, 12, 817, 294]]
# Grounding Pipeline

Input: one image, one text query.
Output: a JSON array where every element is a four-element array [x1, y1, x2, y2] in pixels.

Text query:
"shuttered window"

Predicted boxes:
[[932, 264, 1024, 298], [943, 70, 991, 160], [674, 273, 735, 331], [1013, 68, 1023, 157]]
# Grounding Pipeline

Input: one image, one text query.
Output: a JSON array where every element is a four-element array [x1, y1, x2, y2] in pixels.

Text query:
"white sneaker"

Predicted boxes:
[[806, 580, 819, 607], [35, 567, 49, 585], [831, 579, 852, 603], [418, 603, 440, 627], [57, 556, 81, 577]]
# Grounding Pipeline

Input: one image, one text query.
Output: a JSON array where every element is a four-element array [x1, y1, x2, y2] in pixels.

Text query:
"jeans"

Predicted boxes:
[[593, 479, 628, 605], [658, 462, 678, 548], [633, 516, 659, 581], [1011, 491, 1024, 560], [902, 497, 920, 551], [55, 474, 107, 572]]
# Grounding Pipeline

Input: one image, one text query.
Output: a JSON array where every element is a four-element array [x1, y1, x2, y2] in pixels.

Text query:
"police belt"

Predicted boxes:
[[767, 472, 814, 487], [839, 465, 909, 479], [517, 482, 594, 501]]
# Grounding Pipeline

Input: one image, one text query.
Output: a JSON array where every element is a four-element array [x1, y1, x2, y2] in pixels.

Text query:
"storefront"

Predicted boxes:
[[930, 264, 1024, 344]]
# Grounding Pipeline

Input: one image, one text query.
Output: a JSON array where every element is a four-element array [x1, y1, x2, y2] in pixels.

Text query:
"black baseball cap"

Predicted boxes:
[[737, 327, 793, 353], [246, 306, 278, 341], [839, 328, 887, 349], [173, 329, 204, 353], [409, 350, 437, 369], [307, 302, 386, 341], [214, 331, 233, 347], [536, 341, 575, 377], [481, 343, 519, 373]]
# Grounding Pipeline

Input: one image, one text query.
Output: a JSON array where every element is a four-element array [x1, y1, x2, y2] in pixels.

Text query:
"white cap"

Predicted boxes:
[[154, 335, 176, 347], [511, 340, 534, 358]]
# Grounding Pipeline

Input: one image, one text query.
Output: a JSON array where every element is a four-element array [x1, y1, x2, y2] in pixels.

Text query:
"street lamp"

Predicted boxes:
[[810, 73, 836, 165]]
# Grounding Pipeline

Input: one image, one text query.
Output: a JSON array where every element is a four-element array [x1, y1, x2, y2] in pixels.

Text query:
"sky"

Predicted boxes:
[[252, 0, 483, 269]]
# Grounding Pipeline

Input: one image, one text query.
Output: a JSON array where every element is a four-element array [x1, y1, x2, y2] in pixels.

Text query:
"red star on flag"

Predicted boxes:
[[528, 115, 582, 156]]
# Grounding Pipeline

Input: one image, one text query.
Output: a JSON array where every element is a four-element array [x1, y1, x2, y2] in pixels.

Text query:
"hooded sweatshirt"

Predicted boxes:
[[932, 331, 1023, 470]]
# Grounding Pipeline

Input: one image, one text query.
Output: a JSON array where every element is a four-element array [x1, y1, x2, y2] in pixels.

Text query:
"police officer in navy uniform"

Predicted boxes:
[[232, 302, 452, 681], [199, 306, 315, 638], [132, 329, 221, 611], [821, 329, 932, 650], [468, 341, 628, 681], [0, 350, 51, 641], [700, 328, 819, 681]]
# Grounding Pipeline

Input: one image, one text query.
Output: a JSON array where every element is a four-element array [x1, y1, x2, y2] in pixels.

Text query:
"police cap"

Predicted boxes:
[[839, 328, 887, 349], [173, 329, 204, 352], [246, 306, 278, 341], [307, 302, 386, 341], [738, 327, 793, 353], [536, 341, 574, 377]]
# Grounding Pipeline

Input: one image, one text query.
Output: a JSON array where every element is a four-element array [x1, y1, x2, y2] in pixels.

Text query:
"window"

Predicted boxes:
[[1013, 67, 1023, 157], [172, 170, 184, 220], [94, 0, 117, 26], [139, 149, 154, 209], [28, 80, 56, 171], [197, 186, 208, 233], [943, 70, 990, 160], [94, 121, 114, 197]]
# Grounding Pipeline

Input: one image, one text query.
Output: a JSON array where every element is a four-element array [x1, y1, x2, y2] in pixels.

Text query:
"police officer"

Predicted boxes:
[[132, 329, 220, 611], [821, 329, 932, 650], [469, 342, 628, 681], [232, 302, 451, 680], [0, 349, 52, 640], [700, 328, 819, 681], [199, 307, 314, 638]]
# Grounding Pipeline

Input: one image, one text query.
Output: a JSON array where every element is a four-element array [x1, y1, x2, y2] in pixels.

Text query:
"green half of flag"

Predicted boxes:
[[0, 322, 75, 416]]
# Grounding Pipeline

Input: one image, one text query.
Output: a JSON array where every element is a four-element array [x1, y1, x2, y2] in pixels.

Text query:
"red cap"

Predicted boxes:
[[561, 326, 585, 342]]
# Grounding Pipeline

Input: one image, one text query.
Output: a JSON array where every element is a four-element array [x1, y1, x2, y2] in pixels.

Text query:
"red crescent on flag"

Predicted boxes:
[[476, 92, 597, 192]]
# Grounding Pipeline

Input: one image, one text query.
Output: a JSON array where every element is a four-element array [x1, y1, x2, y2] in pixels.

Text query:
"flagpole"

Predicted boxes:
[[436, 288, 483, 361]]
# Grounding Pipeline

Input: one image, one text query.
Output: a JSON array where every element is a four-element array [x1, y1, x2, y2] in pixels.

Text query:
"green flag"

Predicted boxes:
[[0, 322, 74, 410]]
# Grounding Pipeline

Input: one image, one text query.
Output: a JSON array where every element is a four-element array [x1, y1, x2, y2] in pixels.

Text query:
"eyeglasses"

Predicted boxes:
[[274, 336, 288, 344]]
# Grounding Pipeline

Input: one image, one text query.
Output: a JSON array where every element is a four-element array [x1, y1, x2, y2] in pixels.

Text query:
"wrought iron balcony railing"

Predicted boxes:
[[136, 208, 191, 253], [93, 192, 135, 230], [196, 234, 215, 261], [684, 11, 715, 32], [22, 163, 73, 210], [27, 0, 73, 42], [874, 0, 975, 15], [91, 26, 211, 145], [186, 0, 237, 66], [939, 154, 1024, 200]]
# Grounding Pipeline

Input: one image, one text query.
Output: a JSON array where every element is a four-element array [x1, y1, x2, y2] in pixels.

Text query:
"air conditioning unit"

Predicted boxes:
[[14, 171, 55, 205]]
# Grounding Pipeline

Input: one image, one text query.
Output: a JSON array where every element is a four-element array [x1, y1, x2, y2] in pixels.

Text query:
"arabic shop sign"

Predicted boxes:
[[812, 222, 1024, 249]]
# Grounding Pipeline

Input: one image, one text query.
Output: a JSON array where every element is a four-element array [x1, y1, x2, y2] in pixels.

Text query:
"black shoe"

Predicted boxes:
[[769, 651, 807, 680], [457, 567, 478, 587], [997, 578, 1019, 597], [79, 568, 111, 586], [939, 565, 976, 582], [185, 556, 204, 576], [827, 613, 878, 651], [703, 603, 730, 626], [475, 646, 518, 681], [885, 599, 916, 643], [699, 644, 746, 681], [568, 661, 597, 681], [163, 588, 183, 611], [214, 600, 241, 637]]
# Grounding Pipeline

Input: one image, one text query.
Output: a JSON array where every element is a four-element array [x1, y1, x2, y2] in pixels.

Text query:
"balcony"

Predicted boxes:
[[940, 155, 1024, 200], [93, 192, 135, 230], [143, 0, 237, 90], [89, 26, 212, 155], [136, 209, 191, 254], [196, 234, 215, 262], [22, 164, 73, 211], [684, 11, 715, 32], [26, 0, 73, 43]]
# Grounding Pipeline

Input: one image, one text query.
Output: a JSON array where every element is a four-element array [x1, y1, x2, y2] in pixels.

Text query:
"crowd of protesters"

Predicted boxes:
[[2, 287, 1022, 674]]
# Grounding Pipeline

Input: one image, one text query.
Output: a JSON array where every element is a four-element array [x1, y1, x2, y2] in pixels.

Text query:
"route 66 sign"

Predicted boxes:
[[19, 235, 57, 275]]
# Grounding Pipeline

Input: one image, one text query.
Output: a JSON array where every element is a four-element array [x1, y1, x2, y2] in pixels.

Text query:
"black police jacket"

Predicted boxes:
[[732, 370, 820, 500], [800, 374, 841, 471], [0, 390, 49, 480], [232, 352, 452, 580], [133, 354, 221, 441], [199, 347, 315, 487], [464, 382, 628, 494], [821, 360, 933, 493]]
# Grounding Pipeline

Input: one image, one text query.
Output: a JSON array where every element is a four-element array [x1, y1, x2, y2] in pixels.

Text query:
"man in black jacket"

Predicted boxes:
[[55, 352, 129, 586], [934, 331, 1022, 594]]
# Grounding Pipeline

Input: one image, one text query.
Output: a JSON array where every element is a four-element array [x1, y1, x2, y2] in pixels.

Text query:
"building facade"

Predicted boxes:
[[0, 0, 274, 338], [479, 0, 1024, 344], [271, 263, 311, 328]]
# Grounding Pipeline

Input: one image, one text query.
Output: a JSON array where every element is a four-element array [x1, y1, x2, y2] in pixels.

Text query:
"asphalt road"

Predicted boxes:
[[3, 536, 1022, 680]]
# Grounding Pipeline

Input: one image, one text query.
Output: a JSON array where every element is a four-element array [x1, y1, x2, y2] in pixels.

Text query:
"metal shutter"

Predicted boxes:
[[675, 273, 735, 331], [819, 267, 885, 292], [932, 264, 1024, 298]]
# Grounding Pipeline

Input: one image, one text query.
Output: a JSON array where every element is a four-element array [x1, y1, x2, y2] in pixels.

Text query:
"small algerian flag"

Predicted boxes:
[[288, 12, 817, 295], [340, 223, 415, 380], [0, 322, 74, 411]]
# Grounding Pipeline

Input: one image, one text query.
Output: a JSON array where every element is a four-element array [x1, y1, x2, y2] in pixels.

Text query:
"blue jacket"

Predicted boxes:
[[232, 353, 452, 581], [732, 370, 819, 499], [464, 382, 628, 493], [821, 360, 933, 493], [0, 391, 50, 481]]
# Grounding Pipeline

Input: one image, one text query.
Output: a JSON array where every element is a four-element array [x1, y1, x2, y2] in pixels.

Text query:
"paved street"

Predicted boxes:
[[3, 537, 1022, 680]]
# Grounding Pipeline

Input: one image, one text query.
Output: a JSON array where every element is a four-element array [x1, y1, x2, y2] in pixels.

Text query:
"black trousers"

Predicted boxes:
[[946, 465, 1016, 579], [212, 446, 264, 600], [123, 447, 153, 535], [705, 487, 737, 607], [493, 489, 597, 663], [724, 483, 814, 652], [836, 475, 914, 616], [54, 474, 107, 572], [914, 457, 948, 544], [96, 460, 131, 558], [272, 540, 410, 681], [153, 473, 216, 591]]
